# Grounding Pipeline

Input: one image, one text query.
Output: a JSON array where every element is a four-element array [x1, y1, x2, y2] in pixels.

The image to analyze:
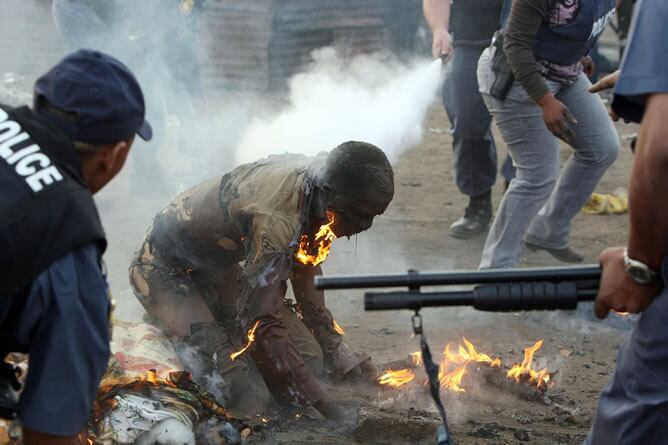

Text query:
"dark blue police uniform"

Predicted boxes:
[[0, 49, 151, 436], [587, 1, 668, 443], [0, 244, 111, 435], [443, 0, 515, 238]]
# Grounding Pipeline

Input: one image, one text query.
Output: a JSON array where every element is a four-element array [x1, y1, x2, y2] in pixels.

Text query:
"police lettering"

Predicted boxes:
[[588, 8, 616, 41], [0, 109, 63, 192]]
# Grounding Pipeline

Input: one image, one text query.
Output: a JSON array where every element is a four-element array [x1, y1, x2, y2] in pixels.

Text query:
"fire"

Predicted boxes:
[[380, 338, 551, 393], [230, 320, 261, 361], [378, 368, 416, 388], [295, 210, 337, 266], [78, 433, 94, 445], [506, 339, 550, 389], [438, 338, 502, 392], [333, 320, 345, 335]]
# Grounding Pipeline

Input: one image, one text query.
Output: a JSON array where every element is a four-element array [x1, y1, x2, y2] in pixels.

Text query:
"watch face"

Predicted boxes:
[[629, 265, 651, 284]]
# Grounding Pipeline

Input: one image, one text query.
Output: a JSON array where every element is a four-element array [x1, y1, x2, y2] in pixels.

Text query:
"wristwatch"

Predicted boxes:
[[623, 248, 658, 285]]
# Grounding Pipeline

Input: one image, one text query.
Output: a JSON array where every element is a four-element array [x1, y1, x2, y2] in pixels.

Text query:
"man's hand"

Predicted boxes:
[[594, 247, 662, 319], [581, 56, 596, 79], [589, 70, 622, 121], [589, 70, 620, 93], [342, 357, 378, 384], [537, 93, 577, 143], [431, 28, 453, 60]]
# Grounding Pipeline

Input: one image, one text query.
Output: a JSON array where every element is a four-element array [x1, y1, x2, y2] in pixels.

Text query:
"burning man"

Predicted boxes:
[[130, 141, 394, 420]]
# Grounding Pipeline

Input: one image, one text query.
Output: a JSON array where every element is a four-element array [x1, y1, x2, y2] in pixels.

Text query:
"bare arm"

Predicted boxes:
[[423, 0, 452, 58], [627, 94, 668, 269], [423, 0, 449, 34], [595, 94, 668, 317]]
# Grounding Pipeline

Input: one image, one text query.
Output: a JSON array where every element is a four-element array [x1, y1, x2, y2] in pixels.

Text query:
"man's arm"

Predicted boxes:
[[291, 265, 377, 383], [423, 0, 452, 58], [595, 94, 668, 317]]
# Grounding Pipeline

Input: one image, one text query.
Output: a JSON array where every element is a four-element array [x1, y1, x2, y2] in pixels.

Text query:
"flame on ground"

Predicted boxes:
[[230, 320, 261, 361], [295, 210, 336, 266], [333, 320, 345, 336], [506, 340, 550, 389], [377, 368, 416, 388], [380, 338, 551, 393], [438, 338, 501, 392]]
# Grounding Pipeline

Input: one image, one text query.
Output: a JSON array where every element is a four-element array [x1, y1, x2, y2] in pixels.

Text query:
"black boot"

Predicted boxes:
[[449, 191, 492, 239]]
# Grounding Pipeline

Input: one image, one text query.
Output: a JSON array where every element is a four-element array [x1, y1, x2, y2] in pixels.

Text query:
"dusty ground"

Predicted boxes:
[[94, 101, 638, 444]]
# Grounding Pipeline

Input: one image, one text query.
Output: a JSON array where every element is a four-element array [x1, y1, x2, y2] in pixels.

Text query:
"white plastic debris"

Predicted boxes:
[[102, 393, 195, 445]]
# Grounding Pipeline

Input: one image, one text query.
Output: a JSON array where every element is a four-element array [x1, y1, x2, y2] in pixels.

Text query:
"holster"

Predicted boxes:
[[489, 30, 515, 101]]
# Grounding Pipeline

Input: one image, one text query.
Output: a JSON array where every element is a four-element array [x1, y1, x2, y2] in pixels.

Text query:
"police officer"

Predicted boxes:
[[0, 49, 151, 445], [585, 0, 668, 442], [423, 0, 515, 239]]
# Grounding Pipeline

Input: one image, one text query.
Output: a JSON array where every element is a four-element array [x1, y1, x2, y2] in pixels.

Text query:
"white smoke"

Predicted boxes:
[[235, 48, 443, 164]]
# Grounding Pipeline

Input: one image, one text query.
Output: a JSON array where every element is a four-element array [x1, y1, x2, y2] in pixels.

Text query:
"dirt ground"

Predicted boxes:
[[94, 101, 639, 444]]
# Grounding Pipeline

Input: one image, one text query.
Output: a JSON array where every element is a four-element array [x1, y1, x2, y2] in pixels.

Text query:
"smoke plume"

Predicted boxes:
[[235, 48, 443, 164]]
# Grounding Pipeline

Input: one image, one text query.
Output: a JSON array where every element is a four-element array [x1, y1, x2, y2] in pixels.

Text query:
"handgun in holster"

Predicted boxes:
[[489, 30, 515, 101], [0, 361, 20, 420]]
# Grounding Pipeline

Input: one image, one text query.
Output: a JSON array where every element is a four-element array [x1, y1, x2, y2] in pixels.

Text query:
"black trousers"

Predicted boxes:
[[443, 45, 515, 198]]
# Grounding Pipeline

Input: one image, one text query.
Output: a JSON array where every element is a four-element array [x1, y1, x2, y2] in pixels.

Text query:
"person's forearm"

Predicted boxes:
[[291, 265, 325, 307], [627, 94, 668, 270], [503, 0, 552, 102], [423, 0, 450, 33], [291, 265, 342, 354]]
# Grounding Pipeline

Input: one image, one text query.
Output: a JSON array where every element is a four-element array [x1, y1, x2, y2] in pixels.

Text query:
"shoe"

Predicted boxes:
[[449, 207, 492, 239], [524, 240, 585, 263]]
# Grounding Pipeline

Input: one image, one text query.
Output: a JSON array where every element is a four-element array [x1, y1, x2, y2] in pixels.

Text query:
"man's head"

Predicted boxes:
[[33, 49, 152, 194], [319, 141, 394, 237]]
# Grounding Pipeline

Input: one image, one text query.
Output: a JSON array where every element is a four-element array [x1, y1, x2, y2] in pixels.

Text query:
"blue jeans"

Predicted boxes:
[[479, 73, 619, 268], [586, 260, 668, 444], [443, 45, 514, 198]]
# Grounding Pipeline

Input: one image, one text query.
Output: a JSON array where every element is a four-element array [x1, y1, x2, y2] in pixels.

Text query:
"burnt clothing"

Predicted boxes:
[[0, 243, 111, 436], [131, 153, 345, 407], [504, 0, 615, 102], [0, 105, 106, 300], [450, 0, 504, 47]]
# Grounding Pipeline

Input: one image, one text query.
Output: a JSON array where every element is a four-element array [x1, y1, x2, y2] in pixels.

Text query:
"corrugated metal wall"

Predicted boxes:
[[0, 0, 422, 94], [0, 0, 64, 78]]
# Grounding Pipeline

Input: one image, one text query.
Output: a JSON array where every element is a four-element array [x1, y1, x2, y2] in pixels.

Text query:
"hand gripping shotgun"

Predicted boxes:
[[315, 265, 602, 445]]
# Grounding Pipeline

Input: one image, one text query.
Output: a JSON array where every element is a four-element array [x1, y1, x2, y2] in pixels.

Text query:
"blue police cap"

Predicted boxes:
[[33, 49, 152, 144]]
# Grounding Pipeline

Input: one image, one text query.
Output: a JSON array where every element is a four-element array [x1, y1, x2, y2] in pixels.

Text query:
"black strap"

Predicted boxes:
[[412, 313, 454, 445]]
